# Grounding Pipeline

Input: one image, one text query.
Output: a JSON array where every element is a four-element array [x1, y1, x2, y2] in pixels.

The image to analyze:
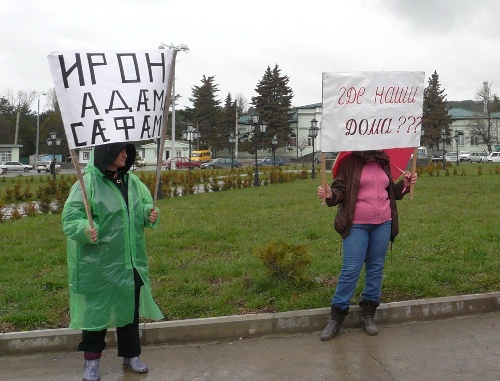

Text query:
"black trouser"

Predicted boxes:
[[78, 269, 143, 358]]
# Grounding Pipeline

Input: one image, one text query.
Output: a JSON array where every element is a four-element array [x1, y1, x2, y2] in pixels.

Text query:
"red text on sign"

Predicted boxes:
[[338, 87, 366, 105]]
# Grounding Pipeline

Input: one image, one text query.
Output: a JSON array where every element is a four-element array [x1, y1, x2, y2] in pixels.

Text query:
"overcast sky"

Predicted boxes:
[[2, 0, 499, 112]]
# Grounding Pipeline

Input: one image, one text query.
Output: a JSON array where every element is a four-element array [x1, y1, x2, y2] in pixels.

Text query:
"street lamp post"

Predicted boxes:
[[271, 135, 278, 167], [229, 133, 236, 169], [35, 92, 46, 162], [245, 112, 267, 187], [158, 43, 190, 169], [46, 131, 61, 181], [440, 127, 447, 170], [308, 118, 319, 179], [454, 131, 459, 166], [182, 123, 198, 170], [296, 125, 299, 160]]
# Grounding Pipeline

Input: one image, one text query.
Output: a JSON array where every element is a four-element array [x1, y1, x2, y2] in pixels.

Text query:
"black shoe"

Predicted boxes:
[[320, 320, 341, 341]]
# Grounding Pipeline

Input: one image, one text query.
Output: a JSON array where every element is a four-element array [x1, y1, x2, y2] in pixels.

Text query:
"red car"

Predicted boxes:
[[165, 157, 200, 170]]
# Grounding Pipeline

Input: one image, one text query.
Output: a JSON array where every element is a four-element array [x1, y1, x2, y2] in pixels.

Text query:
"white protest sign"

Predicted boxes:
[[321, 71, 425, 152], [48, 49, 174, 149]]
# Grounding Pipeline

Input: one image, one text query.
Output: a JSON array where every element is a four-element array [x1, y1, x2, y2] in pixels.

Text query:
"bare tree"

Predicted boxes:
[[5, 89, 36, 111], [467, 82, 499, 152], [235, 93, 248, 115], [298, 138, 309, 157], [45, 88, 59, 112]]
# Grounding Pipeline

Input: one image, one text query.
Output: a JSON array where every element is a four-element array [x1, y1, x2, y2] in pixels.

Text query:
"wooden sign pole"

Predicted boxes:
[[69, 149, 94, 229], [409, 147, 418, 200]]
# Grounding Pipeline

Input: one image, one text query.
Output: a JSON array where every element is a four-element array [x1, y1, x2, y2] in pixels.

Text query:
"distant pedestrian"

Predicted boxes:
[[62, 142, 163, 381], [317, 150, 417, 340], [50, 158, 56, 173]]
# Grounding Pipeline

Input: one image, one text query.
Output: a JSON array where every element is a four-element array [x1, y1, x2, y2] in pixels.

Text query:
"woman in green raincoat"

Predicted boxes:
[[62, 142, 163, 381]]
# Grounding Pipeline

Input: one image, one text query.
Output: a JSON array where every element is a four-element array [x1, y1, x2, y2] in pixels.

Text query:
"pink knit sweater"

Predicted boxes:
[[352, 162, 392, 224]]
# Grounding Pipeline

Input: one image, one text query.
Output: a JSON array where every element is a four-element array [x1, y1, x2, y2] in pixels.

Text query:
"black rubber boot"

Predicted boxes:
[[320, 305, 349, 341], [360, 300, 380, 336]]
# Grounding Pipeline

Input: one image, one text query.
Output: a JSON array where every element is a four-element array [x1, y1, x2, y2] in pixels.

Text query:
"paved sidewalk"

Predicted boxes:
[[1, 293, 499, 380], [2, 311, 499, 381]]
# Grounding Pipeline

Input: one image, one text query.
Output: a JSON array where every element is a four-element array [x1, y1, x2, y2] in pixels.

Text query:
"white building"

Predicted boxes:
[[73, 140, 191, 166], [447, 108, 500, 154], [139, 140, 191, 165], [0, 144, 22, 162]]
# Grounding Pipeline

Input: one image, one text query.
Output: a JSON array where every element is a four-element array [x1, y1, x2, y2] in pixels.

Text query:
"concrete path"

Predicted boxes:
[[2, 311, 499, 381]]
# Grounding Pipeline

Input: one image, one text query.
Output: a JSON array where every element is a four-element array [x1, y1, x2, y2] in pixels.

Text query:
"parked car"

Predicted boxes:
[[35, 161, 61, 173], [0, 161, 32, 172], [257, 157, 289, 167], [200, 158, 242, 169], [486, 151, 500, 163], [165, 157, 200, 170], [458, 151, 471, 161], [431, 150, 447, 163], [445, 154, 459, 163], [468, 152, 488, 163], [313, 151, 337, 164]]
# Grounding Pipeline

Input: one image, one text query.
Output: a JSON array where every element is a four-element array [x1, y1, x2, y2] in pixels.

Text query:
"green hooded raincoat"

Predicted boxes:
[[62, 144, 163, 330]]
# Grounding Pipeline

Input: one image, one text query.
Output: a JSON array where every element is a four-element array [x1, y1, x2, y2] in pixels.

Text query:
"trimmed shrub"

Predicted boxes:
[[254, 240, 312, 283]]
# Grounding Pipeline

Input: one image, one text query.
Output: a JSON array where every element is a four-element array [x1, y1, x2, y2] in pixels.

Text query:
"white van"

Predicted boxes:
[[417, 147, 427, 158]]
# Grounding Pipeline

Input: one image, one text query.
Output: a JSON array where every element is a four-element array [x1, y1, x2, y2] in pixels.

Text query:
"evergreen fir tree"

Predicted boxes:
[[190, 75, 222, 151], [221, 93, 237, 152], [491, 95, 500, 112], [0, 97, 16, 144], [422, 70, 452, 150], [251, 64, 294, 150]]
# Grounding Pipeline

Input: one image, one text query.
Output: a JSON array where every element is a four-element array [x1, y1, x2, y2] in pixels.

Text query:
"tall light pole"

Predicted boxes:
[[35, 92, 47, 162], [159, 43, 190, 170], [182, 123, 198, 170], [454, 130, 459, 166], [46, 131, 61, 181], [245, 112, 267, 187], [271, 135, 278, 167], [296, 125, 299, 160], [234, 108, 239, 161], [229, 133, 236, 169], [308, 118, 319, 179], [441, 127, 447, 170]]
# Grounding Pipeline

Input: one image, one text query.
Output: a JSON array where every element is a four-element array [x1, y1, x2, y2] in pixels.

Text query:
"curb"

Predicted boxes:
[[1, 292, 498, 355]]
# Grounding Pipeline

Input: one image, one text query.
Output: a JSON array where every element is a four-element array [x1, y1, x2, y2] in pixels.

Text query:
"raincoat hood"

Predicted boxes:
[[92, 142, 136, 174]]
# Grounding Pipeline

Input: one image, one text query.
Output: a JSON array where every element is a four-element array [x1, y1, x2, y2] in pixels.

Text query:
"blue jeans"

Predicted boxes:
[[331, 221, 391, 310]]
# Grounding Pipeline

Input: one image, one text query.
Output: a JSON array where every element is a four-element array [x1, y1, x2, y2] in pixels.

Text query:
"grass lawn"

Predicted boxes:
[[0, 163, 499, 332]]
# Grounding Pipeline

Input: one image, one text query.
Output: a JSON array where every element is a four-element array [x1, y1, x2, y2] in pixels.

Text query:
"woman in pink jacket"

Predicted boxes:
[[317, 150, 417, 340]]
